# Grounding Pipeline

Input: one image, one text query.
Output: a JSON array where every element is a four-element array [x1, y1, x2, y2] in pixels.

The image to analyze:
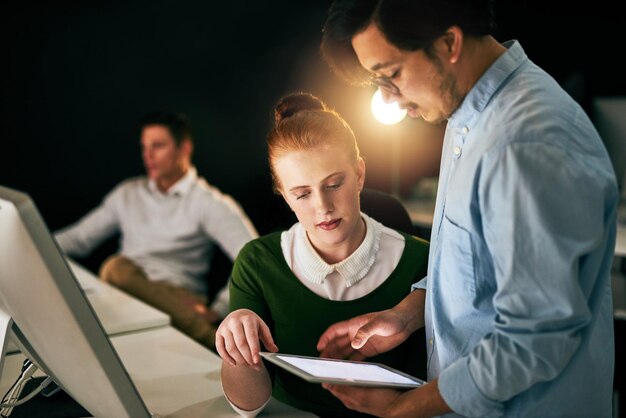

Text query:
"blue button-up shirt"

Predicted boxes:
[[414, 41, 618, 417]]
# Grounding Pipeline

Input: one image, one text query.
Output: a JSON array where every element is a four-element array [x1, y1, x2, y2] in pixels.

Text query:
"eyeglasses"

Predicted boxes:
[[369, 74, 400, 96]]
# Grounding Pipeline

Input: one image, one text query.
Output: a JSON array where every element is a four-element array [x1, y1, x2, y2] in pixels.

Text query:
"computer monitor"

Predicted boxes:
[[0, 185, 153, 417], [592, 96, 626, 195]]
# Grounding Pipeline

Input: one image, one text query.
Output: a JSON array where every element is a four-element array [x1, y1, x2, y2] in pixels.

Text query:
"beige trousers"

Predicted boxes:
[[99, 255, 216, 349]]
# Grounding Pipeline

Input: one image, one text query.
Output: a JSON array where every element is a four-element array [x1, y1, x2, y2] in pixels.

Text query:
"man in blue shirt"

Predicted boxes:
[[316, 1, 618, 416]]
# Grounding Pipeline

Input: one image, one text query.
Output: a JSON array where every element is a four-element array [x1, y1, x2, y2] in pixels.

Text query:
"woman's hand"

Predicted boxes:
[[215, 309, 278, 369]]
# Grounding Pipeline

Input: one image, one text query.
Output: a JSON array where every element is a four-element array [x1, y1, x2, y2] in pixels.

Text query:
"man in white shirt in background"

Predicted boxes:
[[55, 110, 258, 349]]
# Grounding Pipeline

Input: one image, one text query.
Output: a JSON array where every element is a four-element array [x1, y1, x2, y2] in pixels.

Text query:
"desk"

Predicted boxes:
[[4, 260, 170, 355], [0, 328, 315, 418], [612, 204, 626, 318], [67, 259, 170, 335], [0, 262, 317, 417], [616, 223, 626, 257]]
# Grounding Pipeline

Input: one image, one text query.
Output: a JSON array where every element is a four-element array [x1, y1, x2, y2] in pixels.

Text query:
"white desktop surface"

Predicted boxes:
[[616, 201, 626, 257], [5, 260, 170, 355], [67, 259, 100, 293], [111, 327, 317, 417], [616, 222, 626, 257], [67, 259, 171, 335], [1, 259, 318, 417], [0, 327, 317, 418]]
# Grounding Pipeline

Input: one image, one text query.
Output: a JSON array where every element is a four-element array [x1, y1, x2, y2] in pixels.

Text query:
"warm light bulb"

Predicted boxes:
[[370, 89, 407, 125]]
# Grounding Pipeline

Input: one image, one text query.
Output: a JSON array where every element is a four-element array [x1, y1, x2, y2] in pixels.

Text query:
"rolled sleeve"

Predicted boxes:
[[411, 276, 427, 291], [438, 357, 503, 418]]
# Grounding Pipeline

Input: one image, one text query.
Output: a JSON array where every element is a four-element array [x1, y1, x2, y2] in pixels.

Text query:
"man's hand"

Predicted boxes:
[[322, 379, 452, 418], [193, 304, 221, 324], [317, 290, 426, 360], [322, 384, 404, 417], [317, 309, 412, 360]]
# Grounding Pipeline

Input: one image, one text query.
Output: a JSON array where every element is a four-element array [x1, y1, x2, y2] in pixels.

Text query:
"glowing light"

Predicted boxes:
[[370, 89, 407, 125]]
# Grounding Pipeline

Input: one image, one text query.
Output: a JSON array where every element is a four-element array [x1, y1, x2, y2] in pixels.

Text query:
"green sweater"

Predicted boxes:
[[230, 231, 429, 418]]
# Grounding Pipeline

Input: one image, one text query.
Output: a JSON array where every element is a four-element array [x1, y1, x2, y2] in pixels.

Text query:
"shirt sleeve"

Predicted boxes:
[[438, 141, 609, 416], [223, 388, 270, 418], [200, 190, 258, 261], [411, 276, 427, 291], [229, 242, 271, 322], [225, 242, 274, 416], [54, 188, 121, 257]]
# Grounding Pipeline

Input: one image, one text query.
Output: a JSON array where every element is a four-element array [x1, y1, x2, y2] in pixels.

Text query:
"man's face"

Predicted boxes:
[[351, 23, 462, 124], [140, 124, 190, 184]]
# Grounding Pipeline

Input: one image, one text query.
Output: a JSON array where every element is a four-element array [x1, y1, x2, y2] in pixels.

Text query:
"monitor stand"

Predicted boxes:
[[0, 307, 13, 378], [0, 308, 92, 417]]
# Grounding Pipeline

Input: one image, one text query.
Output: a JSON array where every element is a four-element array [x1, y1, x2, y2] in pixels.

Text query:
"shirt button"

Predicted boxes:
[[453, 146, 462, 157], [429, 338, 433, 345], [462, 126, 469, 134]]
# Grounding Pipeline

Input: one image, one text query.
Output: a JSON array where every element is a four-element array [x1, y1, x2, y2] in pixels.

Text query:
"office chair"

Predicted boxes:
[[359, 188, 415, 235]]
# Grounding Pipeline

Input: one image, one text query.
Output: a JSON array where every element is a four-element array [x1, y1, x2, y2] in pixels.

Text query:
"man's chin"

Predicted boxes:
[[408, 109, 430, 122], [414, 112, 446, 125], [406, 108, 418, 118]]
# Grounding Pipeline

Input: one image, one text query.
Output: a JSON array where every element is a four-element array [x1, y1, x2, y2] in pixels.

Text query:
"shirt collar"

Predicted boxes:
[[296, 213, 382, 287], [148, 166, 197, 196], [449, 40, 527, 130]]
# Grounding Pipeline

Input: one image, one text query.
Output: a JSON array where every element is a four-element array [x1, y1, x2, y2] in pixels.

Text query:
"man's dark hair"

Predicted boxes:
[[139, 110, 193, 145], [321, 0, 496, 85]]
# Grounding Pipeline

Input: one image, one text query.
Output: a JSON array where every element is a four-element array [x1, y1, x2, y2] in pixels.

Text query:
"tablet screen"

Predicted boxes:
[[261, 352, 424, 388], [278, 354, 417, 385]]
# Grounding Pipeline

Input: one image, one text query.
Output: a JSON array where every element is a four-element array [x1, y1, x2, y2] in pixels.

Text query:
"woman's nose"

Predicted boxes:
[[315, 193, 334, 215]]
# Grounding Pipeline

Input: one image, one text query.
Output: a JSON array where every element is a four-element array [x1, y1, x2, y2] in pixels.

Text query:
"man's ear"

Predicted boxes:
[[440, 25, 463, 64], [180, 138, 193, 157]]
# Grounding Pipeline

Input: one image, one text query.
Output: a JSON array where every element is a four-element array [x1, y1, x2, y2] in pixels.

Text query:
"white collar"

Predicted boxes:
[[296, 213, 382, 287], [148, 166, 197, 196]]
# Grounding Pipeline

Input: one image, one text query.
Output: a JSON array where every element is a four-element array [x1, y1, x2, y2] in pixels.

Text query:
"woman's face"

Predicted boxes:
[[274, 143, 365, 263]]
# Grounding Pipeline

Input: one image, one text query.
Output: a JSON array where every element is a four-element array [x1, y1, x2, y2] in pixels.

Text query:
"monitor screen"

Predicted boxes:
[[0, 185, 152, 417], [592, 96, 626, 195]]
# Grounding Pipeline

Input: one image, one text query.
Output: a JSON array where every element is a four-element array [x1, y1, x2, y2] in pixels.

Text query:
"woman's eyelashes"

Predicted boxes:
[[294, 181, 343, 200], [295, 191, 311, 200]]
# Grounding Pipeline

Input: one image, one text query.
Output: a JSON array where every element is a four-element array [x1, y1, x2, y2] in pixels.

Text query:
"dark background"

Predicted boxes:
[[2, 0, 625, 236], [2, 1, 626, 410]]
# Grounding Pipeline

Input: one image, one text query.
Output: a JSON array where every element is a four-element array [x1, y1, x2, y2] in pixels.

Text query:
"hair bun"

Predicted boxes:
[[274, 92, 327, 125]]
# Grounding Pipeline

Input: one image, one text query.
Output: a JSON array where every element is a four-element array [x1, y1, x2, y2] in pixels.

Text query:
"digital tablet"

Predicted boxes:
[[260, 352, 425, 389]]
